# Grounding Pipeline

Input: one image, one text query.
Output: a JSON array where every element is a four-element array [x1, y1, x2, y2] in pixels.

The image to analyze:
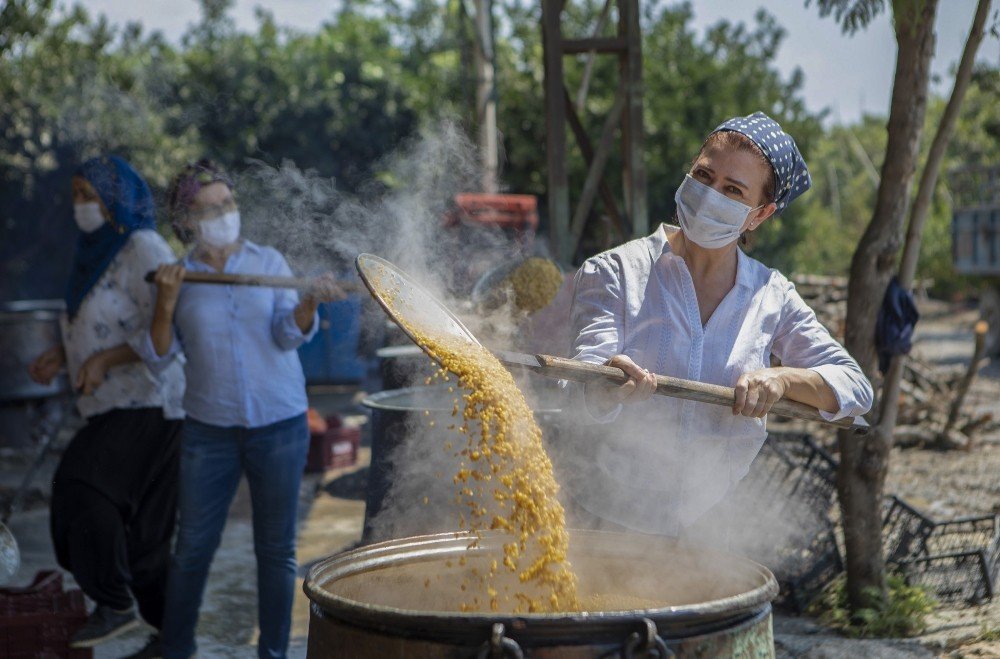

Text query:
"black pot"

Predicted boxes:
[[360, 384, 567, 544]]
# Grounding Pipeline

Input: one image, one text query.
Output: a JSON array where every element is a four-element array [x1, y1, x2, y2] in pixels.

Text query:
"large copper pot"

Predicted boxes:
[[305, 529, 778, 658]]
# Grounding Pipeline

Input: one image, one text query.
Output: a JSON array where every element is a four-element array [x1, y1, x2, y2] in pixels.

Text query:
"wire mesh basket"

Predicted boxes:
[[882, 495, 1000, 604], [726, 431, 842, 611]]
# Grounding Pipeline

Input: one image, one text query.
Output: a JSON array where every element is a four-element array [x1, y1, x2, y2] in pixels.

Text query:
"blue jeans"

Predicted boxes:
[[161, 413, 308, 659]]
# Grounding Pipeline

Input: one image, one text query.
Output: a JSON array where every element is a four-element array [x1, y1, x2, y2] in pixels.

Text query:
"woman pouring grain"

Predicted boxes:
[[569, 112, 873, 537], [136, 160, 343, 659]]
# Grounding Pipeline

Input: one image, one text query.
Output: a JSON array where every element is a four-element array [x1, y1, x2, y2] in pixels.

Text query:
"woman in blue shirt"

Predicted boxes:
[[141, 160, 341, 659]]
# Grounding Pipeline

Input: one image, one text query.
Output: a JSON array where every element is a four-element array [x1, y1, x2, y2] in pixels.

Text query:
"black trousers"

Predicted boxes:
[[50, 407, 181, 630]]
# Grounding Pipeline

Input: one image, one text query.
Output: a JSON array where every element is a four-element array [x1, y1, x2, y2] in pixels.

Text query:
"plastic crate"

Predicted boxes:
[[446, 193, 539, 235], [882, 496, 1000, 603], [882, 496, 938, 563], [724, 432, 842, 611], [0, 570, 92, 658], [306, 418, 360, 473]]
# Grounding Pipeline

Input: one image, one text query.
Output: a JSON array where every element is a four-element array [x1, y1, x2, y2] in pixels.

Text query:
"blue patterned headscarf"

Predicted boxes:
[[65, 155, 156, 319], [710, 111, 812, 213]]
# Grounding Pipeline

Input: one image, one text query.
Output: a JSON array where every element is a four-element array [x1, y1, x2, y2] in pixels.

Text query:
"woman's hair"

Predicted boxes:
[[698, 131, 776, 206], [167, 158, 234, 243]]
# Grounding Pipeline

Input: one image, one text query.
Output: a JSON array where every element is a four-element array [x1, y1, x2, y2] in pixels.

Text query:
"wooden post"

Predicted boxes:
[[543, 0, 647, 261], [542, 0, 571, 263], [942, 320, 989, 436], [569, 81, 627, 251], [474, 0, 498, 193], [619, 0, 648, 239], [564, 89, 628, 239]]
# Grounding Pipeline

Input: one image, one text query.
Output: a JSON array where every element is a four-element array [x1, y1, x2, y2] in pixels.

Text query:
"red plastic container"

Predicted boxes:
[[306, 416, 360, 473], [0, 571, 92, 658], [445, 193, 539, 243]]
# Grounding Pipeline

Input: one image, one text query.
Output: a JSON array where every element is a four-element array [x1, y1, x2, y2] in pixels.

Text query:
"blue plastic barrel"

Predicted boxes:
[[298, 296, 365, 385]]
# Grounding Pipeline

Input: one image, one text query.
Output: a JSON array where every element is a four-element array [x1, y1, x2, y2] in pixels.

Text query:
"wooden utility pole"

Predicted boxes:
[[474, 0, 498, 193], [542, 0, 647, 264]]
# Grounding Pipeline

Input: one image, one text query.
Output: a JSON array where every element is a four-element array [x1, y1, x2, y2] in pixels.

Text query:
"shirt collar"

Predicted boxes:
[[651, 223, 753, 290], [182, 239, 259, 270]]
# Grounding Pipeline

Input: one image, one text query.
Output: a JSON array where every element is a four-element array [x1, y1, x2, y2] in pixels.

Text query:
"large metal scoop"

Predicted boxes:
[[355, 254, 869, 433]]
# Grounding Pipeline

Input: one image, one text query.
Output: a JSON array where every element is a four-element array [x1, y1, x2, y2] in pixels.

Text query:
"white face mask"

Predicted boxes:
[[73, 202, 106, 233], [196, 210, 241, 248], [674, 175, 762, 249]]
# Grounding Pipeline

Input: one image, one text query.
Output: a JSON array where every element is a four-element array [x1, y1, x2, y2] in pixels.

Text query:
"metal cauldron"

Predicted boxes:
[[375, 344, 438, 391], [360, 384, 568, 544], [0, 300, 68, 401], [304, 529, 778, 657]]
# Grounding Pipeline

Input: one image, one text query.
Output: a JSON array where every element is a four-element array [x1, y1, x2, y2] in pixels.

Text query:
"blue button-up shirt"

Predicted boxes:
[[139, 240, 317, 428]]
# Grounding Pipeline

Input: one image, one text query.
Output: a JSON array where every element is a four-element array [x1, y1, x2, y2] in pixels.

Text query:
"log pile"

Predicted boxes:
[[789, 274, 849, 340], [789, 274, 934, 342], [786, 276, 992, 449], [894, 322, 995, 450]]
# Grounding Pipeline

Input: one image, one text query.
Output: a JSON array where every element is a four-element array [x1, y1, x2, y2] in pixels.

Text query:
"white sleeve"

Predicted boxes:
[[771, 280, 874, 421], [268, 249, 318, 350], [569, 256, 626, 423], [122, 231, 179, 356]]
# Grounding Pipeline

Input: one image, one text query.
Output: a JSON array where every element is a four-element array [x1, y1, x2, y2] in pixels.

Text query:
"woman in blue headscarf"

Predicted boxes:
[[27, 155, 185, 656], [567, 112, 874, 537]]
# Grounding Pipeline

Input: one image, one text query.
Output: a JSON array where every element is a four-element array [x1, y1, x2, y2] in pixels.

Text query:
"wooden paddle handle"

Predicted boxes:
[[143, 270, 310, 289], [142, 270, 364, 292], [536, 354, 866, 431]]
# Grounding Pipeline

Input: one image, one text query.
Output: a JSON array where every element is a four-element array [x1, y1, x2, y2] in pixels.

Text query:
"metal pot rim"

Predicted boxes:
[[304, 529, 779, 645], [0, 299, 65, 322]]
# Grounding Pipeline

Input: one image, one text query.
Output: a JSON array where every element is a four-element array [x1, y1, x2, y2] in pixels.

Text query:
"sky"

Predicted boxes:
[[75, 0, 999, 126]]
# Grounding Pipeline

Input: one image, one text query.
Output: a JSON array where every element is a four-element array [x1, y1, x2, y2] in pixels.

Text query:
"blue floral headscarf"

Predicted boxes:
[[710, 111, 812, 213], [65, 155, 156, 319]]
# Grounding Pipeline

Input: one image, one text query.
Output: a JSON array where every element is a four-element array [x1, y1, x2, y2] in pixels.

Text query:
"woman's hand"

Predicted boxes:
[[303, 272, 346, 306], [151, 264, 184, 357], [295, 272, 345, 333], [28, 345, 65, 385], [153, 264, 186, 311], [585, 354, 658, 414], [733, 367, 789, 418], [75, 351, 110, 395]]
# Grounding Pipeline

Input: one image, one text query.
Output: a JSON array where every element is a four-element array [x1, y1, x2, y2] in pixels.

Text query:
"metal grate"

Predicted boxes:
[[730, 432, 841, 612], [882, 496, 1000, 604]]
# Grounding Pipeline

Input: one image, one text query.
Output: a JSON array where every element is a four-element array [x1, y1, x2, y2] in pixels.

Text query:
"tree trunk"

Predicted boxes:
[[836, 0, 939, 611], [881, 0, 992, 449]]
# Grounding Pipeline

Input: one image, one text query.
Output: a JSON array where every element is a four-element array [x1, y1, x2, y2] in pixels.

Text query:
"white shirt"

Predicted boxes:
[[568, 224, 872, 535], [60, 230, 185, 420]]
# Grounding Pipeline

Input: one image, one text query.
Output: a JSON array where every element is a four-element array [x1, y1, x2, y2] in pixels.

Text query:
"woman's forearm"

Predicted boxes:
[[151, 299, 176, 357], [99, 344, 140, 369], [294, 299, 318, 334], [777, 367, 839, 413]]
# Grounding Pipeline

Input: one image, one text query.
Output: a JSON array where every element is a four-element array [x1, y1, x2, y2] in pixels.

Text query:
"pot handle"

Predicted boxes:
[[477, 622, 524, 659], [622, 618, 674, 658]]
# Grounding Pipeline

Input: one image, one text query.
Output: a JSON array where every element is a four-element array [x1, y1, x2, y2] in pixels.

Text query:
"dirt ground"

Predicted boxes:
[[2, 299, 998, 657], [772, 300, 1000, 659]]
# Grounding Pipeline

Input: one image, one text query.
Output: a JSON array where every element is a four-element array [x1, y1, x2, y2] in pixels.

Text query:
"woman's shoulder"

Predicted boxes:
[[741, 251, 793, 292], [123, 229, 177, 265], [582, 230, 663, 273], [242, 240, 287, 264]]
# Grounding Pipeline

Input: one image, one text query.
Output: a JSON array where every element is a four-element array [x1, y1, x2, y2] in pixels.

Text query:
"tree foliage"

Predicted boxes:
[[0, 0, 994, 300]]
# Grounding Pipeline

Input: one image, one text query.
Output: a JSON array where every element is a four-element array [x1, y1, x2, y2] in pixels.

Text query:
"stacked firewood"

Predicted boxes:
[[789, 274, 934, 342], [895, 337, 995, 450], [788, 276, 992, 449], [790, 274, 848, 340]]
